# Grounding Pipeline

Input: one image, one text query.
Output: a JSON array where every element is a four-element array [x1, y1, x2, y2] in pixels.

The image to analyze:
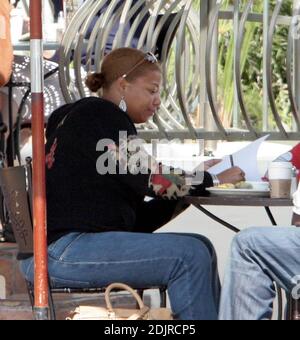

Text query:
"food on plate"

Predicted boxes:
[[215, 181, 253, 190], [216, 183, 235, 189], [235, 181, 253, 189]]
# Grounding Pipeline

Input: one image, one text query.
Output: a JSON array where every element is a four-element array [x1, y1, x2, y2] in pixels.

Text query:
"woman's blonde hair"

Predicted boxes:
[[85, 48, 161, 92]]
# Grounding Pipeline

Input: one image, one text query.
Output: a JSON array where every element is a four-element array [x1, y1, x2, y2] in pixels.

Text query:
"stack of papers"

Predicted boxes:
[[192, 135, 270, 183]]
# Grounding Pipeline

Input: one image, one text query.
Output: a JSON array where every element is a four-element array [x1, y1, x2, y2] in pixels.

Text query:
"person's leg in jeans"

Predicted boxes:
[[20, 231, 218, 320], [134, 199, 220, 309], [134, 199, 220, 308], [156, 232, 220, 311], [219, 227, 300, 320], [176, 232, 221, 310]]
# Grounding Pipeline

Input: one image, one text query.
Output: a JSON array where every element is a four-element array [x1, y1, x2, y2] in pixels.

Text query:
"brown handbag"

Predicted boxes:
[[67, 283, 173, 320]]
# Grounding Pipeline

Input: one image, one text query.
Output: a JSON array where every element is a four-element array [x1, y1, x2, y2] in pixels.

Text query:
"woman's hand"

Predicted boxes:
[[216, 167, 245, 185]]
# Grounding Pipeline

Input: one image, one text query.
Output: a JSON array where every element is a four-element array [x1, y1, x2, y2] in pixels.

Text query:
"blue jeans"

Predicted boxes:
[[219, 227, 300, 320], [20, 232, 220, 320]]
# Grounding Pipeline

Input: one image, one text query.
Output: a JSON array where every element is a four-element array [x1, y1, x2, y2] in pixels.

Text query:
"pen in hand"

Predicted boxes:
[[230, 155, 234, 167]]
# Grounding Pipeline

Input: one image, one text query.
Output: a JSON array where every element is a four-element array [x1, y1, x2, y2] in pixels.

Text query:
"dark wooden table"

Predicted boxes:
[[184, 195, 292, 207], [184, 194, 299, 320]]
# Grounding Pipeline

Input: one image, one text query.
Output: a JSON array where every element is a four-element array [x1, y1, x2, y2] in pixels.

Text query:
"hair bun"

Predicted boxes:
[[85, 72, 106, 92]]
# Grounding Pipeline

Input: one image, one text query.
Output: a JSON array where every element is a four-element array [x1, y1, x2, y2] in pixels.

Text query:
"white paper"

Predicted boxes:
[[206, 135, 270, 181]]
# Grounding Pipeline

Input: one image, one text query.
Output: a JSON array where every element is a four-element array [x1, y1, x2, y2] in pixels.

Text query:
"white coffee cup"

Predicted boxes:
[[268, 162, 292, 198]]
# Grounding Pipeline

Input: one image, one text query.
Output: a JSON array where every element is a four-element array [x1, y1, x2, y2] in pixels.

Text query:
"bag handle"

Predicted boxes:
[[105, 283, 145, 312]]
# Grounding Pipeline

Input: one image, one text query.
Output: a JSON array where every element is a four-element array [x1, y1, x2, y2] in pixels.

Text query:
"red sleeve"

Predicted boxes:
[[291, 143, 300, 170]]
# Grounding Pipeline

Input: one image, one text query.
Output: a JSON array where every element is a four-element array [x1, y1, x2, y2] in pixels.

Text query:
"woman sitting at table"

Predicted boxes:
[[20, 47, 245, 320]]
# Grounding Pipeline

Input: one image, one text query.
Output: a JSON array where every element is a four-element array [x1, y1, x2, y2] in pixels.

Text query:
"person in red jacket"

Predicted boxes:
[[290, 143, 300, 173]]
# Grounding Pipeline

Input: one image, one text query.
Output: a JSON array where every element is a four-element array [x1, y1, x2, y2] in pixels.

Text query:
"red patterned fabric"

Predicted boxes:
[[151, 173, 173, 196], [46, 138, 58, 170]]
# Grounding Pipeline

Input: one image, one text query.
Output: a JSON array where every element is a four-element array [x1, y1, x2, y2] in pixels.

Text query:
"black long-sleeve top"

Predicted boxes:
[[45, 97, 213, 244]]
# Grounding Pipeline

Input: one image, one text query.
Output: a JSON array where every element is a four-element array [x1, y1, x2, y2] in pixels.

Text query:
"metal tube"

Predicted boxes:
[[263, 0, 270, 131], [30, 0, 49, 320]]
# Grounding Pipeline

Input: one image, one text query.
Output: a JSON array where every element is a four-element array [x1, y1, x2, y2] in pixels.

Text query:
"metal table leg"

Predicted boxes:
[[193, 203, 240, 233]]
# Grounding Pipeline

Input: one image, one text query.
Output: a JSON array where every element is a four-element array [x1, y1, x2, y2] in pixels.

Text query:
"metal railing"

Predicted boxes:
[[58, 0, 300, 141]]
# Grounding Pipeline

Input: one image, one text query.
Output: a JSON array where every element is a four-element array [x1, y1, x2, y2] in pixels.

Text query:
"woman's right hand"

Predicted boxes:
[[216, 167, 245, 185]]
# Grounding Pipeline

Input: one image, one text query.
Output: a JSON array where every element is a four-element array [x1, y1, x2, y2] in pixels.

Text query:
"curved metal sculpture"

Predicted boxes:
[[234, 0, 258, 138], [205, 0, 228, 139], [266, 0, 288, 138], [57, 0, 300, 141], [287, 5, 300, 131]]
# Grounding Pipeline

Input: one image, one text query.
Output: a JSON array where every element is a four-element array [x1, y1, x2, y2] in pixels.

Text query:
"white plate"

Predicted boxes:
[[207, 182, 270, 197]]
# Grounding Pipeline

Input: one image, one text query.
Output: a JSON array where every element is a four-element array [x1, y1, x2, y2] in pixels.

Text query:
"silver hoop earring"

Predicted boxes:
[[119, 97, 127, 112]]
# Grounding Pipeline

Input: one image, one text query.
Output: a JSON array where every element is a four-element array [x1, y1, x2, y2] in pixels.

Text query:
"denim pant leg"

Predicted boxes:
[[219, 227, 300, 320], [20, 231, 218, 320], [167, 232, 221, 310]]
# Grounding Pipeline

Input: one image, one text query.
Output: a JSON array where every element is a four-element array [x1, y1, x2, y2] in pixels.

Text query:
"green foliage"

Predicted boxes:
[[217, 0, 293, 130], [168, 0, 293, 132]]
